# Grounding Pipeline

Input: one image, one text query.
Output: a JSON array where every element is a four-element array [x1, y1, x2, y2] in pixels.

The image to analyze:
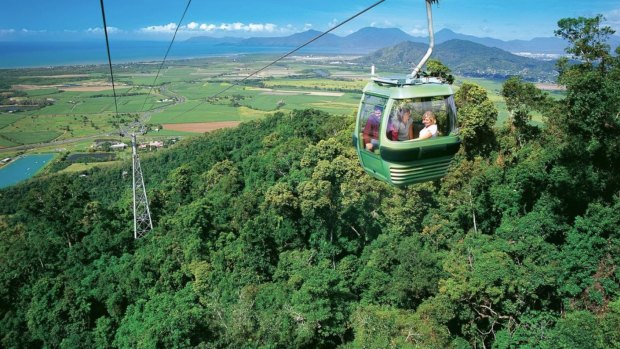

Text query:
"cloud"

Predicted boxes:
[[198, 23, 215, 31], [140, 23, 178, 33], [604, 9, 620, 31], [18, 28, 48, 33], [408, 26, 427, 36], [87, 26, 121, 34], [370, 20, 398, 29], [247, 23, 276, 32], [138, 21, 279, 34], [328, 18, 339, 28]]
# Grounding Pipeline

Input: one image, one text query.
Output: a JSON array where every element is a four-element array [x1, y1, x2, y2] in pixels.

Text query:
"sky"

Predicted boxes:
[[1, 0, 619, 42]]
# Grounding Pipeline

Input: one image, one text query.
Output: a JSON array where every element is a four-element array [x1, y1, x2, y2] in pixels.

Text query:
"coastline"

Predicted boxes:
[[0, 41, 345, 69]]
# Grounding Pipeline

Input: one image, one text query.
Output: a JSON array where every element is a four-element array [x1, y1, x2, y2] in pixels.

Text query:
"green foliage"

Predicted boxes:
[[555, 14, 615, 67], [426, 58, 455, 84], [1, 17, 619, 347], [546, 14, 620, 217], [558, 199, 620, 310], [540, 300, 620, 349], [356, 233, 442, 309], [114, 287, 210, 348], [454, 83, 498, 158], [348, 304, 453, 348]]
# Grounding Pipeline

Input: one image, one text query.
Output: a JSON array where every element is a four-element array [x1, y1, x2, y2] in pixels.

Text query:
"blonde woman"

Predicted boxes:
[[414, 111, 438, 141]]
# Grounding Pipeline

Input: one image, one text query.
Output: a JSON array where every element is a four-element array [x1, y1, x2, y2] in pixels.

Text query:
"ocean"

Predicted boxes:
[[0, 41, 343, 69]]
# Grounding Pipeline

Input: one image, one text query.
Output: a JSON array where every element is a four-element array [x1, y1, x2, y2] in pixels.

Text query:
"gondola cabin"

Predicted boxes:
[[353, 76, 460, 186]]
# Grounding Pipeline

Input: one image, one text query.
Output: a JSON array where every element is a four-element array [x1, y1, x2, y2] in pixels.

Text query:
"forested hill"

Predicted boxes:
[[1, 18, 620, 349], [357, 39, 558, 82]]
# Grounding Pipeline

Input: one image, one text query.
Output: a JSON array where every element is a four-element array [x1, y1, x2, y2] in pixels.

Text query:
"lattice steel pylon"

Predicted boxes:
[[131, 133, 153, 239]]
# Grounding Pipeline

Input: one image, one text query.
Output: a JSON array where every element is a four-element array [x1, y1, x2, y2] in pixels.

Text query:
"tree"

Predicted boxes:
[[274, 250, 353, 347], [113, 287, 211, 348], [454, 83, 498, 158], [426, 59, 454, 84], [558, 199, 620, 311], [548, 14, 620, 211], [555, 15, 615, 70], [499, 77, 550, 151]]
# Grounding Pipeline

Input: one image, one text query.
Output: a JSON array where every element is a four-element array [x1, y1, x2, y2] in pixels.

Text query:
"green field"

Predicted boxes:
[[0, 135, 20, 147], [0, 130, 62, 144], [263, 78, 367, 91], [0, 114, 24, 128], [60, 161, 123, 174], [1, 55, 552, 157], [150, 102, 242, 124]]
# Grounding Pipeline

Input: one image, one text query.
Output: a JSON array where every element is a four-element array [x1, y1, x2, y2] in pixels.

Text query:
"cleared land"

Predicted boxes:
[[13, 81, 127, 92], [535, 83, 566, 91], [0, 54, 535, 158], [253, 88, 344, 97], [163, 121, 241, 133]]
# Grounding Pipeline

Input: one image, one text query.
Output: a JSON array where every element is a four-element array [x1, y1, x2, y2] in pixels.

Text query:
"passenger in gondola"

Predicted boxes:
[[363, 105, 383, 151], [414, 110, 438, 140], [390, 106, 414, 141]]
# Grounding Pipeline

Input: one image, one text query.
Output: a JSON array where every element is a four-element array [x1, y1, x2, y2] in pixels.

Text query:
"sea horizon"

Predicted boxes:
[[0, 40, 350, 69]]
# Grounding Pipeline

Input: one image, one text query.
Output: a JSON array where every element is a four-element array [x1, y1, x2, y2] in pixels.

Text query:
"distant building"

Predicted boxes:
[[92, 140, 126, 150], [0, 158, 11, 164], [110, 143, 128, 150], [138, 141, 164, 150]]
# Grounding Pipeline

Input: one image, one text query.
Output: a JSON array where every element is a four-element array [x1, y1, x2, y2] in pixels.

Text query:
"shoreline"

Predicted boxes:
[[0, 41, 353, 70]]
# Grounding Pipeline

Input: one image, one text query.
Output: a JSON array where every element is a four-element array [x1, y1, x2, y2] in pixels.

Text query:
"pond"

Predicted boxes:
[[0, 153, 54, 189]]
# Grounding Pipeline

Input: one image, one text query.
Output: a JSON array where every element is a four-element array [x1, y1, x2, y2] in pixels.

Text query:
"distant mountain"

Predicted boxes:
[[358, 39, 558, 81], [185, 27, 573, 55], [342, 27, 417, 49], [186, 28, 409, 53], [432, 29, 568, 54], [184, 26, 620, 57], [238, 29, 342, 47]]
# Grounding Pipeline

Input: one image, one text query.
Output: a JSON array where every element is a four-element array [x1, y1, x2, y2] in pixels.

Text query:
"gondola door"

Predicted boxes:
[[355, 94, 390, 181]]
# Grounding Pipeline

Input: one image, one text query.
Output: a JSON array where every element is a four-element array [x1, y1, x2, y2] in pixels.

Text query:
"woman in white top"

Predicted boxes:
[[414, 111, 438, 141]]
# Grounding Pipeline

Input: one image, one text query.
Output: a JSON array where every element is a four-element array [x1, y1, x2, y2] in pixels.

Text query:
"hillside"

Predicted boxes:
[[188, 28, 414, 53], [358, 39, 559, 81], [2, 76, 620, 347], [237, 29, 343, 47], [1, 18, 619, 349]]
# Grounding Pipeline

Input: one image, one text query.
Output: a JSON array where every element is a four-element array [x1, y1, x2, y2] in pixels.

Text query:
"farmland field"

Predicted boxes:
[[59, 161, 123, 173], [0, 54, 527, 159], [0, 114, 24, 128]]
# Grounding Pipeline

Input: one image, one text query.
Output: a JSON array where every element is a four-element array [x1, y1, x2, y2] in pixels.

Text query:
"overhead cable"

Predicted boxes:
[[139, 0, 193, 113], [99, 0, 119, 117], [178, 0, 386, 117]]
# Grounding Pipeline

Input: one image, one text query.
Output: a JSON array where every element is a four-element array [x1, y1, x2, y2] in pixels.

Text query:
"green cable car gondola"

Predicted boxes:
[[353, 0, 460, 186]]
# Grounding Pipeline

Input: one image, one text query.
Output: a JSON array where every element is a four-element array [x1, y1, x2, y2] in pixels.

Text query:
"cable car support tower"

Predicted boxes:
[[100, 0, 153, 239], [130, 130, 153, 239]]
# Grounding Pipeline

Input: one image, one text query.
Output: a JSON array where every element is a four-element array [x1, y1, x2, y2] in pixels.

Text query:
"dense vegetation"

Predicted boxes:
[[1, 16, 619, 348]]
